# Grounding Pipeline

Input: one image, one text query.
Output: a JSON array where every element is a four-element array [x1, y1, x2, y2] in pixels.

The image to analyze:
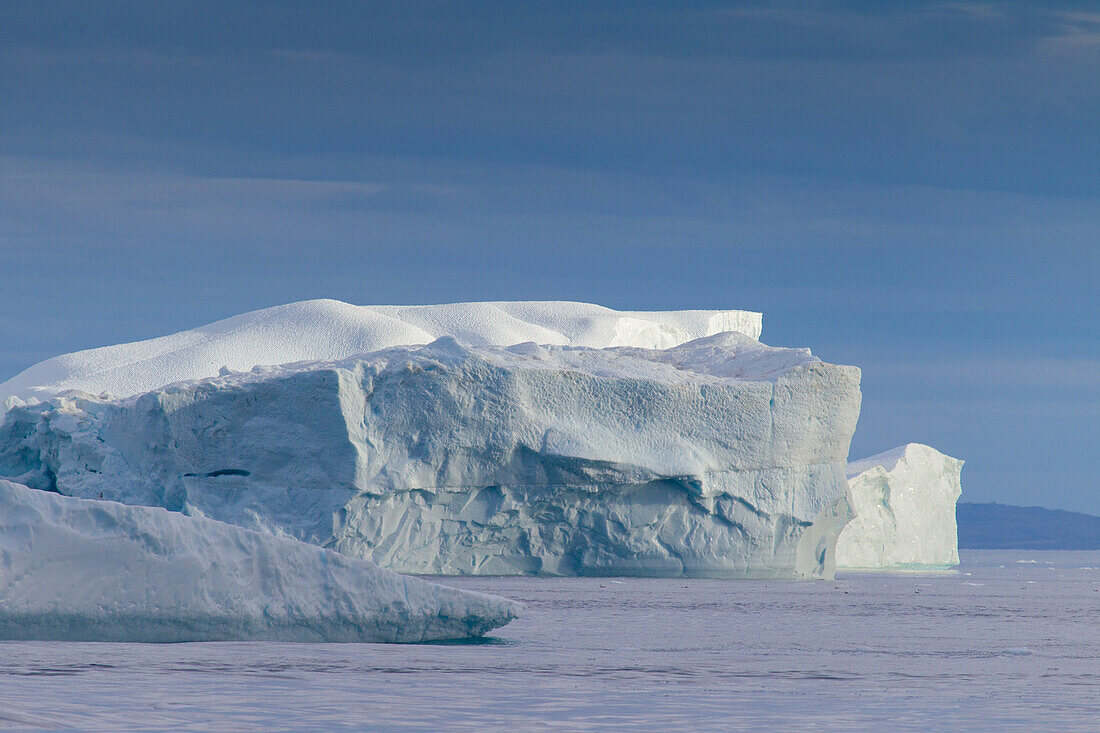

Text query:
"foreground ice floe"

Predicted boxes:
[[0, 331, 861, 578], [0, 300, 761, 416], [0, 479, 521, 642], [836, 444, 963, 568]]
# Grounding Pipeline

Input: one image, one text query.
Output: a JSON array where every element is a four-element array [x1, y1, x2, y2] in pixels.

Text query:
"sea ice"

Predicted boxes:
[[835, 443, 963, 568], [0, 479, 522, 642], [0, 332, 862, 578], [0, 300, 761, 415]]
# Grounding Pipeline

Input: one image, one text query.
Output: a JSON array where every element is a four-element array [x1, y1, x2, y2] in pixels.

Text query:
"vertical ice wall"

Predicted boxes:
[[836, 444, 963, 568]]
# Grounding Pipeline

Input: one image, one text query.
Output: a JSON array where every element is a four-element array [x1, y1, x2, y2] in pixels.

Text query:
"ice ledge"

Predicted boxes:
[[0, 480, 522, 642]]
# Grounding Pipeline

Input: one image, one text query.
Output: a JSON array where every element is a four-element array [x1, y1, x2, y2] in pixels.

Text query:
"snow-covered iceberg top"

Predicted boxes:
[[1, 332, 861, 578], [0, 300, 761, 414], [0, 479, 521, 642], [836, 444, 963, 569]]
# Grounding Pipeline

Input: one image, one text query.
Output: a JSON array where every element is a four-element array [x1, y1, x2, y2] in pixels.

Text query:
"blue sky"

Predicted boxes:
[[1, 2, 1097, 512]]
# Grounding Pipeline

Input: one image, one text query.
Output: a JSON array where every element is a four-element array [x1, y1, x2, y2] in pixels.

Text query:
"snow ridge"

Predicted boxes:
[[0, 300, 762, 414]]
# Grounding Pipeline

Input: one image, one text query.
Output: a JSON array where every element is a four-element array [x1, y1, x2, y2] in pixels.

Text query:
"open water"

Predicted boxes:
[[0, 550, 1097, 731]]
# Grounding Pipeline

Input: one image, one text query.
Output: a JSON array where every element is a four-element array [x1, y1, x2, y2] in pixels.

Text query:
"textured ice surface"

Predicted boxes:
[[0, 300, 761, 414], [0, 332, 861, 578], [0, 480, 521, 642], [836, 443, 963, 568]]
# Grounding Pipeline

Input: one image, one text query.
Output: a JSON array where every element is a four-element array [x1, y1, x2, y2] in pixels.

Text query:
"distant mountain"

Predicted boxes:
[[957, 502, 1100, 550]]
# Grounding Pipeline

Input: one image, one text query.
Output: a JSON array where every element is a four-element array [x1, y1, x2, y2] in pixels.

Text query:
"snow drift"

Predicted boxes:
[[0, 300, 761, 415], [0, 331, 862, 578], [835, 444, 963, 569], [0, 479, 521, 642]]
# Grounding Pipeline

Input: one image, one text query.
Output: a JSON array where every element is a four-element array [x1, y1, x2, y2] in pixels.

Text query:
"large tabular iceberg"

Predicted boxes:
[[0, 479, 521, 642], [0, 300, 761, 415], [0, 331, 862, 578], [835, 444, 963, 569]]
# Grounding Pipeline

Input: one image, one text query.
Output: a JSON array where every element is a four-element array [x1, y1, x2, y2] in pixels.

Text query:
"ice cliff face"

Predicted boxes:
[[835, 444, 963, 568], [0, 300, 761, 415], [0, 332, 861, 578], [0, 479, 521, 642]]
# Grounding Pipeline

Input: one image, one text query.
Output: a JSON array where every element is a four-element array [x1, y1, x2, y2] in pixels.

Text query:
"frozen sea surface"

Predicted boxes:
[[1, 550, 1097, 731]]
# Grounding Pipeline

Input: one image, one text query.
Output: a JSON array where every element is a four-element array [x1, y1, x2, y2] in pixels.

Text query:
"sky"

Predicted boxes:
[[0, 1, 1097, 513]]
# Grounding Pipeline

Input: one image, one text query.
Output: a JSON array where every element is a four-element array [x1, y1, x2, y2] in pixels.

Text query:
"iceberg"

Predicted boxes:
[[0, 331, 862, 578], [0, 299, 761, 416], [835, 444, 963, 569], [0, 479, 521, 642]]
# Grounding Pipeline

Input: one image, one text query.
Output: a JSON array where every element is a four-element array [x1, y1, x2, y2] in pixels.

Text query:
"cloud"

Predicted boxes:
[[1043, 10, 1100, 51], [863, 358, 1100, 392], [2, 2, 1096, 198], [1, 153, 1095, 284]]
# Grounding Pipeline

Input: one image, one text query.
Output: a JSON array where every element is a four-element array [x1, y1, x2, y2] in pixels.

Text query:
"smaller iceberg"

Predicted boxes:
[[0, 480, 522, 642], [835, 444, 963, 569]]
